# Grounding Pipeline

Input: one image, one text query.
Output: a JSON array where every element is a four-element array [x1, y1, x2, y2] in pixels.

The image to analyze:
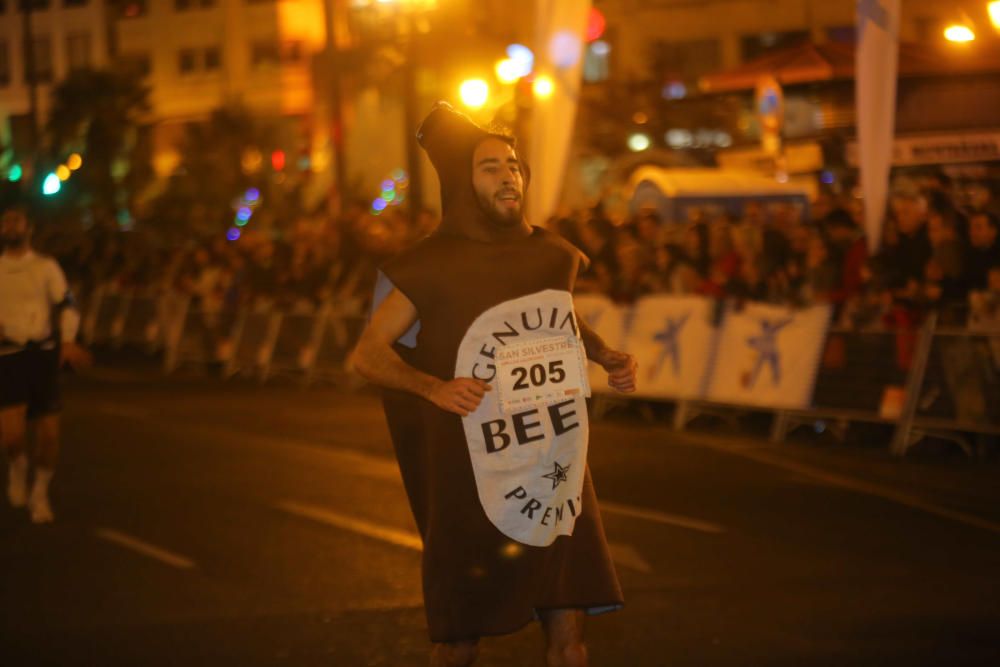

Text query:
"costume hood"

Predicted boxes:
[[416, 102, 530, 241]]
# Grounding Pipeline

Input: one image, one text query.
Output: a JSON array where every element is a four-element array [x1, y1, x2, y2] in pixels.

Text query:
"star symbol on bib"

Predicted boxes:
[[542, 461, 571, 490]]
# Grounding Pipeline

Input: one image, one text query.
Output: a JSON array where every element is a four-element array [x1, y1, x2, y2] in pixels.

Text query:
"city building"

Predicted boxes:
[[0, 0, 111, 154]]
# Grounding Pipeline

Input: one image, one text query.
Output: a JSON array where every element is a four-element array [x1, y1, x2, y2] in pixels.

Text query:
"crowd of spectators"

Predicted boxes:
[[28, 174, 1000, 333], [553, 177, 1000, 330], [34, 204, 437, 318]]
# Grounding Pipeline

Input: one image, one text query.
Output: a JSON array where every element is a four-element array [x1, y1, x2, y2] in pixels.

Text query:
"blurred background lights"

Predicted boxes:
[[991, 1, 1000, 29], [271, 150, 286, 171], [944, 24, 975, 42], [821, 170, 836, 185], [372, 197, 388, 212], [56, 165, 71, 181], [495, 58, 523, 84], [627, 133, 652, 152], [392, 168, 407, 181], [632, 111, 649, 125], [549, 30, 582, 68], [533, 75, 555, 99], [7, 164, 22, 182], [241, 148, 263, 174], [226, 227, 241, 241], [381, 179, 395, 192], [42, 173, 61, 195], [586, 7, 606, 42], [67, 153, 83, 171], [666, 129, 694, 148], [236, 206, 253, 222], [459, 78, 489, 109], [590, 40, 610, 57], [506, 44, 534, 71], [663, 81, 687, 100], [244, 187, 260, 203]]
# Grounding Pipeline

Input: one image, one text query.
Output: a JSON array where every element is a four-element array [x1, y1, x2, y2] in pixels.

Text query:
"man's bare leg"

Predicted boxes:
[[1, 405, 29, 507], [541, 609, 588, 667], [28, 413, 60, 523], [430, 640, 479, 667]]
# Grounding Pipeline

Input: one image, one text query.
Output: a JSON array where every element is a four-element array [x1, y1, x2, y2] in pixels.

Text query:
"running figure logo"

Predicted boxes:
[[742, 317, 792, 388], [650, 313, 690, 380]]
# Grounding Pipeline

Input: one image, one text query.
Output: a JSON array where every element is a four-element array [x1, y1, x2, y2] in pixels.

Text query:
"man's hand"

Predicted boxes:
[[597, 349, 638, 394], [428, 378, 492, 417], [60, 341, 93, 370]]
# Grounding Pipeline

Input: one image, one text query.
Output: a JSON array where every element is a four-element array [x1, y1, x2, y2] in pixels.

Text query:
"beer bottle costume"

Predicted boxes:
[[380, 104, 623, 642]]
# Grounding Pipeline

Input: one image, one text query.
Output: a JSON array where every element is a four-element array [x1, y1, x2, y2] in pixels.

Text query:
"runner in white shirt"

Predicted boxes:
[[1, 199, 90, 523]]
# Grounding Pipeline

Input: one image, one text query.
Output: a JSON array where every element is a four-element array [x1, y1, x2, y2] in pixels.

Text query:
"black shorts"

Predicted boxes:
[[0, 346, 62, 419]]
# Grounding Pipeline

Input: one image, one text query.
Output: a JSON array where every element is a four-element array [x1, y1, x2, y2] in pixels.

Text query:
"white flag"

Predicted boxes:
[[528, 0, 590, 226], [856, 0, 901, 254]]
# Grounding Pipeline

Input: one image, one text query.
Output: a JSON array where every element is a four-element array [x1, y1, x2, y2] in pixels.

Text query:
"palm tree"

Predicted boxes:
[[46, 68, 152, 225]]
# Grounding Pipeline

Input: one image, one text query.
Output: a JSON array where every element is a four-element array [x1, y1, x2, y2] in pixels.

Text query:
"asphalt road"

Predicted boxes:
[[2, 369, 999, 666]]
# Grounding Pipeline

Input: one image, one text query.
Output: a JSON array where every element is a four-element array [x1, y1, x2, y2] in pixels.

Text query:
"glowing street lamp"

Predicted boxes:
[[532, 75, 555, 100], [944, 24, 975, 42], [990, 2, 1000, 30], [495, 59, 522, 84], [459, 78, 489, 109]]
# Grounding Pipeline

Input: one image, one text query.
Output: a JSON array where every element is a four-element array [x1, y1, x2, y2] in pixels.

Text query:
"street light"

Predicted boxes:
[[944, 24, 976, 42], [459, 78, 490, 109], [532, 75, 555, 100], [990, 2, 1000, 30]]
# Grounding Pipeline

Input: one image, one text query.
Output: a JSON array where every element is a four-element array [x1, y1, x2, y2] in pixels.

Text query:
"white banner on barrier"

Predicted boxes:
[[706, 303, 832, 409], [573, 293, 627, 392], [625, 295, 717, 399]]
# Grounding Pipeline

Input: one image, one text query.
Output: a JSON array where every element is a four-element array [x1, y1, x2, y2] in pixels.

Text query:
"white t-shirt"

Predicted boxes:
[[0, 249, 77, 346]]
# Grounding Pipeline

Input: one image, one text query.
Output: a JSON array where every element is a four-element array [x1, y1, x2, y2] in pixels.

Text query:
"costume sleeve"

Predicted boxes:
[[379, 239, 436, 317]]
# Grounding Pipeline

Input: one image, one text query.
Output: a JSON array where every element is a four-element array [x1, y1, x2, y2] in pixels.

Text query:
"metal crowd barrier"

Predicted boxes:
[[78, 287, 1000, 456], [79, 287, 367, 385]]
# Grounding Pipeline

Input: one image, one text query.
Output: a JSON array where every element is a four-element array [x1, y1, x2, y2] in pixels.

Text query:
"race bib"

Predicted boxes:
[[456, 289, 589, 547], [495, 335, 590, 413]]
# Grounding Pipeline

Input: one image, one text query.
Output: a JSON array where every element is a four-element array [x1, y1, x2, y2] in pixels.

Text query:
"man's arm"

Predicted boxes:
[[45, 259, 90, 369], [578, 317, 637, 394], [348, 288, 490, 416]]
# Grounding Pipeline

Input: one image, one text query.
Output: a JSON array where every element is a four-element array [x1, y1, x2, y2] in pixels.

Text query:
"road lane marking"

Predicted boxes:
[[95, 528, 197, 570], [607, 542, 652, 574], [91, 403, 154, 420], [276, 500, 423, 551], [277, 500, 654, 573], [699, 443, 1000, 536], [599, 501, 725, 534]]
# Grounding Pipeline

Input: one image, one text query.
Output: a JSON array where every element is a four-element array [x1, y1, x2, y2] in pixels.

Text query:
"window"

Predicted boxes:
[[282, 41, 303, 63], [251, 41, 305, 69], [653, 39, 720, 81], [118, 52, 152, 78], [0, 40, 9, 87], [203, 47, 221, 70], [178, 49, 197, 74], [179, 47, 222, 75], [251, 42, 280, 68], [740, 30, 809, 61], [27, 36, 53, 83], [119, 0, 147, 18], [66, 32, 92, 72]]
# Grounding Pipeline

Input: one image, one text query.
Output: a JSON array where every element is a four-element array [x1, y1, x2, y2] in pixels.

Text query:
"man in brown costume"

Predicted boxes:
[[351, 103, 637, 667]]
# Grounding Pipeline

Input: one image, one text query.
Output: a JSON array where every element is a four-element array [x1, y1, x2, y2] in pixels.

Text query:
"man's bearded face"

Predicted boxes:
[[471, 138, 524, 227], [0, 210, 30, 247]]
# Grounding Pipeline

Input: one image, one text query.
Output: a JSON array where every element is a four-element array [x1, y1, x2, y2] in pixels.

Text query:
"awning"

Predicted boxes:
[[699, 40, 1000, 93]]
